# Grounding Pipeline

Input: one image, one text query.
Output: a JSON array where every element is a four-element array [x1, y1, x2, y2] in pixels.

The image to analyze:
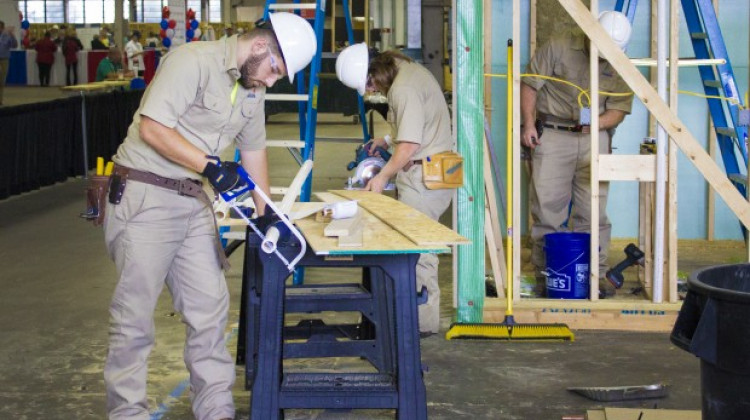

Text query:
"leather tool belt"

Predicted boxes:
[[110, 164, 230, 270]]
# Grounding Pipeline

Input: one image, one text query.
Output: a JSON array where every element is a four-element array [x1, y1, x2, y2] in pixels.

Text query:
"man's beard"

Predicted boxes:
[[239, 50, 270, 89]]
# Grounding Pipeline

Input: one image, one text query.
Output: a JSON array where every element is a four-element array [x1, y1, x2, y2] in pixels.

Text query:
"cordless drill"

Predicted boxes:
[[606, 243, 645, 289]]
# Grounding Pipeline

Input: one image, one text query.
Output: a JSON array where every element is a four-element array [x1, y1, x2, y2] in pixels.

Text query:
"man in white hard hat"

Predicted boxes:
[[520, 10, 634, 298], [336, 44, 454, 338], [101, 12, 315, 420]]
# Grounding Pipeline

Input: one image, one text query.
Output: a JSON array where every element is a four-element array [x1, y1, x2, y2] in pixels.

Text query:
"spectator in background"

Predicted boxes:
[[125, 31, 144, 77], [63, 27, 84, 86], [95, 47, 133, 82], [50, 24, 60, 44], [0, 20, 19, 106], [35, 31, 57, 87], [100, 27, 111, 48], [54, 24, 66, 46], [91, 35, 107, 50], [220, 24, 234, 40], [145, 32, 159, 48]]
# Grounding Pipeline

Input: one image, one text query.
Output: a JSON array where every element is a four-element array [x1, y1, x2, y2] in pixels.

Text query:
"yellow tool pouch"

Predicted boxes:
[[422, 151, 464, 190]]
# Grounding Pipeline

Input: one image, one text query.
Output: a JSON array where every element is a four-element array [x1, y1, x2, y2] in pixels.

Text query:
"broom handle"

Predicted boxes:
[[505, 39, 514, 316]]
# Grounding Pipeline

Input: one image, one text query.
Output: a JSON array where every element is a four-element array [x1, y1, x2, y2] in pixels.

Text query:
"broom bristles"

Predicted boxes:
[[445, 322, 575, 341]]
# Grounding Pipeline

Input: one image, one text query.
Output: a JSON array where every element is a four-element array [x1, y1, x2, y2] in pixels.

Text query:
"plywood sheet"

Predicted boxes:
[[296, 193, 449, 255], [330, 190, 470, 246]]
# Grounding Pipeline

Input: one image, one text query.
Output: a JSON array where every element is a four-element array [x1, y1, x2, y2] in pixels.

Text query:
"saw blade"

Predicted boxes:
[[354, 156, 386, 185]]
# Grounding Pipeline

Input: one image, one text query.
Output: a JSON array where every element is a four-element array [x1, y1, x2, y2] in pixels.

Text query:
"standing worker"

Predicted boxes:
[[124, 31, 144, 77], [62, 27, 83, 86], [520, 11, 634, 296], [0, 20, 18, 106], [101, 13, 316, 420], [336, 44, 454, 338]]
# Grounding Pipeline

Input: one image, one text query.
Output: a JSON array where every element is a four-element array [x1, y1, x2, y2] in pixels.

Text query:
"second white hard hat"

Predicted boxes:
[[268, 12, 317, 83], [335, 42, 369, 96], [598, 11, 632, 51]]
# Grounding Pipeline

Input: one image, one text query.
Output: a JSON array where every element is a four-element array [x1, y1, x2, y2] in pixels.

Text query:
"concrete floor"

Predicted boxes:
[[0, 88, 710, 419]]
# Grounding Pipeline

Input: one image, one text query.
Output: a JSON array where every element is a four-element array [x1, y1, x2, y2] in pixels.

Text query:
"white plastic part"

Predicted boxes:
[[336, 42, 369, 96], [324, 200, 359, 219], [260, 160, 313, 256], [268, 12, 317, 83]]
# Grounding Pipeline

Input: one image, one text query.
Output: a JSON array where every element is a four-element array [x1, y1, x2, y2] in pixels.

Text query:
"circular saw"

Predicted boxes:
[[345, 142, 396, 190]]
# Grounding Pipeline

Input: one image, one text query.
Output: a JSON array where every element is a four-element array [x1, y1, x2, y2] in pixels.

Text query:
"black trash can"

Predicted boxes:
[[670, 264, 750, 420]]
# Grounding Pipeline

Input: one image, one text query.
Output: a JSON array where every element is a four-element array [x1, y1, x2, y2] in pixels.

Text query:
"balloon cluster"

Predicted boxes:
[[159, 6, 202, 48], [20, 12, 30, 31]]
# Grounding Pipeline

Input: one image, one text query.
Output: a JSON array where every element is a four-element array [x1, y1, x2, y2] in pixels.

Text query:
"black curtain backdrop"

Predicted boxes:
[[0, 89, 144, 200]]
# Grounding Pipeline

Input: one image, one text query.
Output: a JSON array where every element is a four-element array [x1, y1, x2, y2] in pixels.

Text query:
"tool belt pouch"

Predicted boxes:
[[422, 151, 464, 189], [81, 175, 111, 226]]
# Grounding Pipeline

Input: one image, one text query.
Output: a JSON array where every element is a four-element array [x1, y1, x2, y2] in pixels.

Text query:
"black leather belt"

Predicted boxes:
[[543, 123, 586, 133]]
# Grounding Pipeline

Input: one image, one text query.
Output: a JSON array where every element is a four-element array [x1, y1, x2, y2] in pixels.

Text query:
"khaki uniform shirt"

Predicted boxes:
[[114, 35, 265, 179], [387, 60, 453, 160], [523, 29, 633, 122]]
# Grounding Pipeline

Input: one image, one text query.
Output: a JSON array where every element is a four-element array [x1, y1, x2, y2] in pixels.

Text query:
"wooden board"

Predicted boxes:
[[295, 193, 450, 255], [324, 211, 363, 237], [483, 297, 682, 332], [338, 225, 364, 248], [598, 155, 656, 182], [586, 410, 606, 420], [604, 408, 700, 420], [330, 190, 470, 246]]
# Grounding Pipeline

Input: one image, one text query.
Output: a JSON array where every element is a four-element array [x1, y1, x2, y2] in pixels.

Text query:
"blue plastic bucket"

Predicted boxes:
[[544, 232, 590, 299]]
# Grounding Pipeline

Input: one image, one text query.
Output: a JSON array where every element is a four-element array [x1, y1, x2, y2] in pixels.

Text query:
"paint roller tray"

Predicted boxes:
[[567, 383, 669, 402]]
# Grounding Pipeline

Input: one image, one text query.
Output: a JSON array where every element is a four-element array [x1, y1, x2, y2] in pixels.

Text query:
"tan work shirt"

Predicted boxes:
[[114, 35, 266, 179], [387, 60, 453, 160], [523, 29, 634, 123]]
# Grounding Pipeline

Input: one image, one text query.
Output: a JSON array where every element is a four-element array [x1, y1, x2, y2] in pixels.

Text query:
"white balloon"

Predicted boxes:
[[166, 28, 175, 38], [193, 28, 201, 39]]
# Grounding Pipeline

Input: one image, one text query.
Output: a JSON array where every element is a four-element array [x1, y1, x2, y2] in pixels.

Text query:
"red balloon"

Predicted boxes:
[[168, 19, 177, 29], [193, 37, 200, 42], [162, 6, 170, 19], [159, 29, 167, 38], [187, 8, 196, 20], [186, 21, 191, 30]]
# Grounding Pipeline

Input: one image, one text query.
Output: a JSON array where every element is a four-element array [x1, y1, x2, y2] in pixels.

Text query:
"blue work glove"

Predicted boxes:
[[201, 156, 247, 195], [253, 204, 290, 235]]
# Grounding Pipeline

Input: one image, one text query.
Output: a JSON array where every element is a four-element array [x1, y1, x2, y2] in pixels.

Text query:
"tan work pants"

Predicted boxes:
[[529, 128, 612, 275], [103, 181, 235, 420], [396, 165, 453, 334]]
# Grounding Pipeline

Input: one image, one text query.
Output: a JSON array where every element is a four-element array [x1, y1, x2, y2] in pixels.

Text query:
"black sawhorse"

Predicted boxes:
[[238, 232, 427, 419]]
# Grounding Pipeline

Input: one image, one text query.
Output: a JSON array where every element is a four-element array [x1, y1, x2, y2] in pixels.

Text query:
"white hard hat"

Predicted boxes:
[[598, 11, 632, 51], [268, 12, 317, 83], [335, 43, 369, 96]]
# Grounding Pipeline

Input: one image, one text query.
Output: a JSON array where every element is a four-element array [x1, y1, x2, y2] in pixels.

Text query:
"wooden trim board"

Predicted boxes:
[[483, 297, 682, 331], [330, 190, 470, 246], [324, 211, 363, 237]]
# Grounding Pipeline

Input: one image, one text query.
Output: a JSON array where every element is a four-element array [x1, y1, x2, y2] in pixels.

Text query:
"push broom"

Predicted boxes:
[[446, 39, 573, 341]]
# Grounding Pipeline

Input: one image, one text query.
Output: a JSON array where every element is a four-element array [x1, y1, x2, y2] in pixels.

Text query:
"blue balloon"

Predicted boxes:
[[186, 36, 192, 43], [21, 20, 30, 30], [160, 19, 168, 30], [162, 37, 171, 48], [186, 29, 194, 39], [190, 19, 199, 30]]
